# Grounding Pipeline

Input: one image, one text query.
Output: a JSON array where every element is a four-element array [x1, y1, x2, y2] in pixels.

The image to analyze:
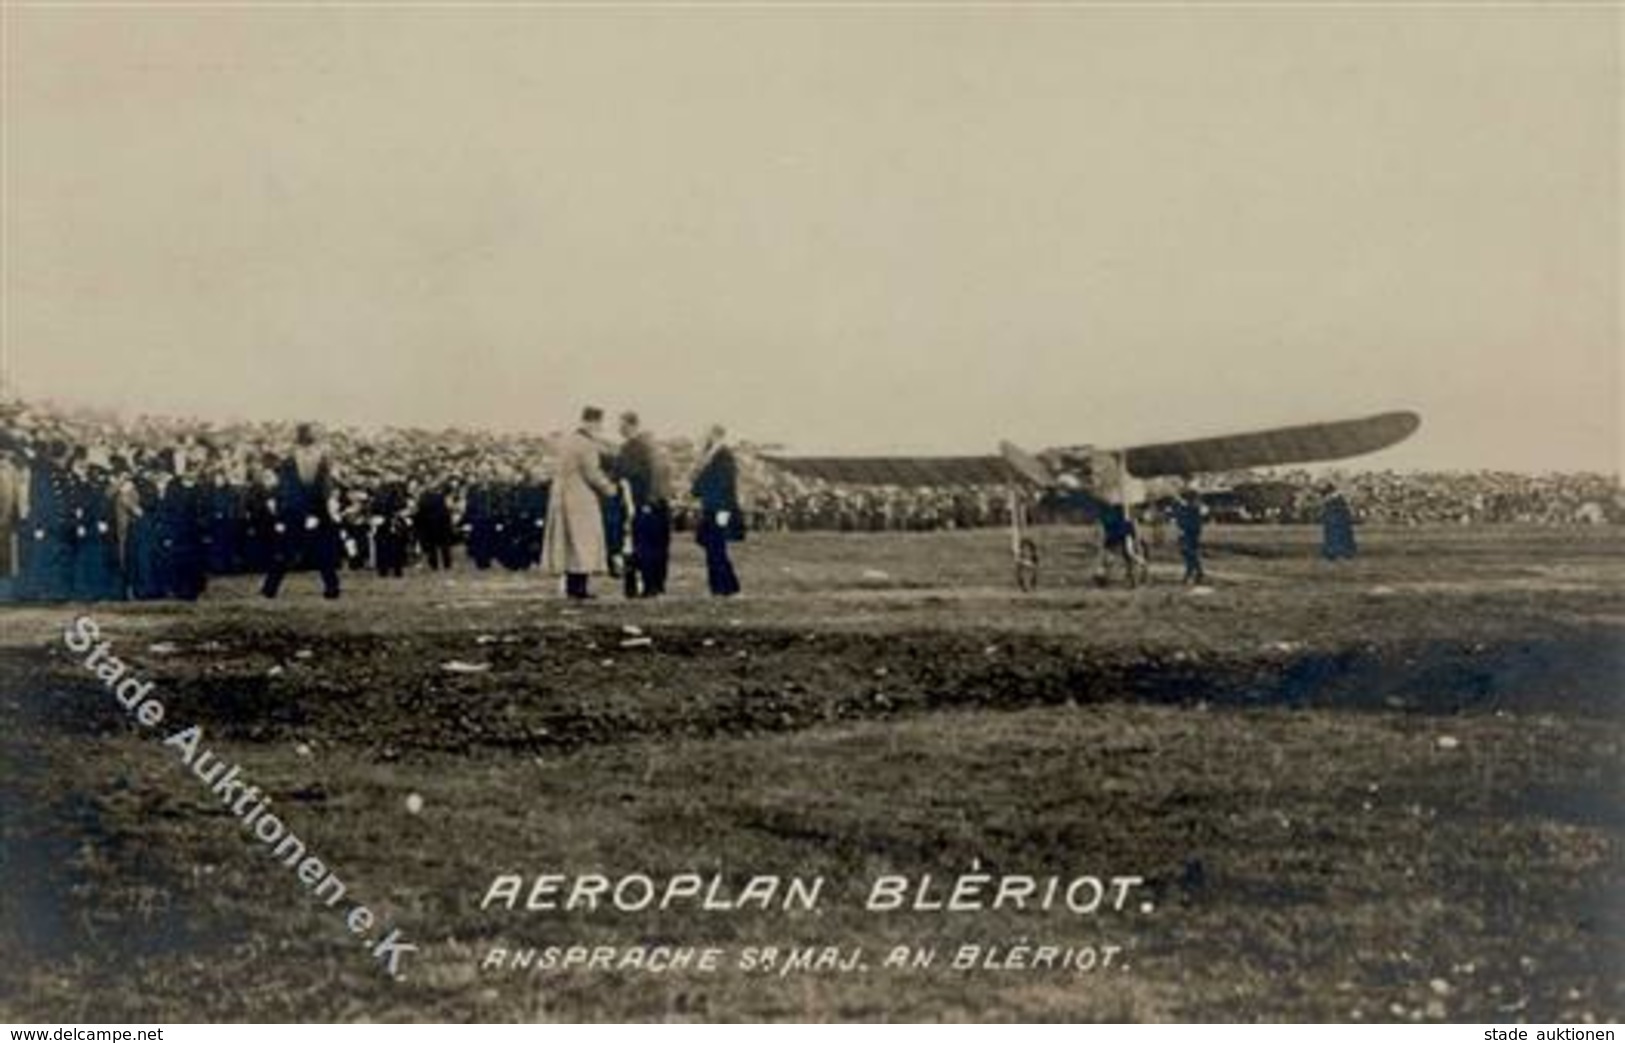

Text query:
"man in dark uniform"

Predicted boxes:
[[261, 423, 341, 599], [240, 456, 277, 576], [68, 450, 124, 601], [156, 448, 208, 601], [615, 411, 673, 598], [20, 440, 75, 602], [464, 468, 499, 570], [507, 467, 549, 570], [690, 424, 744, 597], [109, 455, 143, 598], [489, 473, 516, 570], [125, 463, 165, 600], [1167, 487, 1207, 585], [370, 476, 412, 578], [244, 458, 286, 586], [415, 480, 455, 570], [202, 460, 243, 576]]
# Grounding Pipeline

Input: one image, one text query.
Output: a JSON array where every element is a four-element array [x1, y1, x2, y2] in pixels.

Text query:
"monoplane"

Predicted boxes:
[[763, 411, 1421, 588]]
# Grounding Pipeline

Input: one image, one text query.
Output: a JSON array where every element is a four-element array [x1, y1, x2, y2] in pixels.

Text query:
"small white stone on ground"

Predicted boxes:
[[440, 660, 492, 674]]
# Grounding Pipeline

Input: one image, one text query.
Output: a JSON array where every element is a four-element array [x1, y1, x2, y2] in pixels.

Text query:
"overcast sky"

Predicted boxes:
[[4, 5, 1619, 471]]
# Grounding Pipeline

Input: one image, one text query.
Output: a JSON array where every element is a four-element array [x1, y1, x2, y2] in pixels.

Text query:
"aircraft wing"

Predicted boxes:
[[1119, 411, 1421, 478], [762, 410, 1421, 488], [759, 455, 1024, 487]]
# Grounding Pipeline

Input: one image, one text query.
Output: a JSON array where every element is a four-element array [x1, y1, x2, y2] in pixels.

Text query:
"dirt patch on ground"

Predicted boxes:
[[9, 621, 1620, 758]]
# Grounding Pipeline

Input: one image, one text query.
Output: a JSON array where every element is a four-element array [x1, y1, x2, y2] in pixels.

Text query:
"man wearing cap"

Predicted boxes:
[[542, 406, 618, 599], [615, 411, 674, 598]]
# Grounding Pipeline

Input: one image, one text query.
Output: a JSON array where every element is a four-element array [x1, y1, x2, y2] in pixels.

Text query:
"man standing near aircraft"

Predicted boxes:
[[1321, 484, 1358, 561], [542, 406, 618, 599], [1169, 486, 1207, 585], [1093, 500, 1146, 588]]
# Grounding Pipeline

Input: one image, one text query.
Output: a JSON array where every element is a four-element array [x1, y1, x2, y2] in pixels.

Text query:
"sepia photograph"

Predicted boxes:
[[0, 0, 1619, 1026]]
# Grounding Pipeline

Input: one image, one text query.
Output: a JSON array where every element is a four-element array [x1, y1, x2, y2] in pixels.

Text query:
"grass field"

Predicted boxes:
[[1, 524, 1621, 1022]]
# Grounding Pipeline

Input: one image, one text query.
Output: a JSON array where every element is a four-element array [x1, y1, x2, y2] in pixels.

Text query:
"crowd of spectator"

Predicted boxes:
[[1195, 470, 1622, 527]]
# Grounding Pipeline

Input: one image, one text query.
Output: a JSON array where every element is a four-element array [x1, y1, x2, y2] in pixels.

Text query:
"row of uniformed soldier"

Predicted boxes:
[[328, 476, 552, 577], [1, 464, 567, 604], [2, 443, 211, 602], [462, 471, 552, 572]]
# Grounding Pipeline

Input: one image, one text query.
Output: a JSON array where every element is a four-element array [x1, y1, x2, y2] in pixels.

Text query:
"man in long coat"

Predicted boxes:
[[542, 407, 617, 599]]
